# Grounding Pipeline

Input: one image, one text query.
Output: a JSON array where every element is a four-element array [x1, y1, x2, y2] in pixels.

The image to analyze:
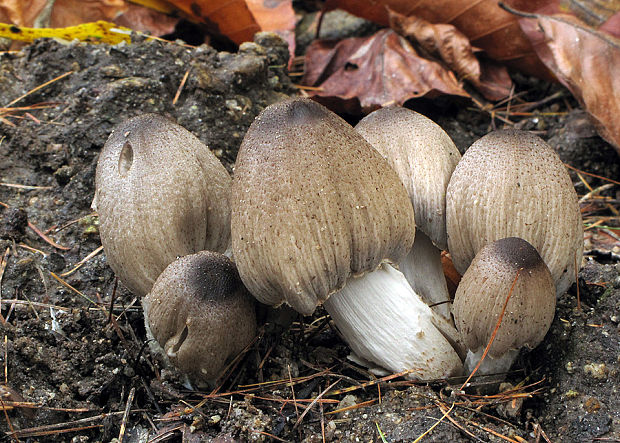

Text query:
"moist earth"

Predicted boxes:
[[0, 34, 618, 442]]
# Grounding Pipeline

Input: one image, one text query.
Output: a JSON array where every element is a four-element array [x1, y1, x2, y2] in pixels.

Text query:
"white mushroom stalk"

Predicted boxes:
[[463, 348, 519, 377], [399, 231, 452, 319], [324, 262, 462, 379]]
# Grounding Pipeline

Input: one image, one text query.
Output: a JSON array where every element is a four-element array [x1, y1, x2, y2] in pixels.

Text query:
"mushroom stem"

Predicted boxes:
[[323, 262, 463, 380], [399, 231, 452, 321], [464, 348, 519, 378]]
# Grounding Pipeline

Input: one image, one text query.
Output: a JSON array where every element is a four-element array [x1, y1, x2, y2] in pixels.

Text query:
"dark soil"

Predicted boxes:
[[0, 32, 618, 443]]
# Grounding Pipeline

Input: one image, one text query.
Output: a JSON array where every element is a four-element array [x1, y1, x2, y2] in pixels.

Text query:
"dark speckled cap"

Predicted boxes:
[[143, 251, 256, 384], [230, 98, 416, 315]]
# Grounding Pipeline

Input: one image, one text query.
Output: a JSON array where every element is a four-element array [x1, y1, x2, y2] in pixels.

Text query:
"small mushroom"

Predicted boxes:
[[143, 250, 257, 386], [93, 114, 231, 297], [452, 237, 555, 377], [232, 98, 463, 380], [355, 106, 461, 320], [446, 129, 583, 296]]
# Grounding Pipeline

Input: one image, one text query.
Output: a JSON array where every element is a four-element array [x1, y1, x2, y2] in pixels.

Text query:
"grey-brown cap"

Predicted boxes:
[[446, 129, 583, 296], [93, 114, 231, 297], [143, 251, 257, 383], [355, 106, 460, 250], [231, 98, 416, 315], [452, 237, 555, 359]]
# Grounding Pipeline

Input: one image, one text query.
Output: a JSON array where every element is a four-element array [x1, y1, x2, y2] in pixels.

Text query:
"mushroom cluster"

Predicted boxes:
[[94, 98, 583, 387]]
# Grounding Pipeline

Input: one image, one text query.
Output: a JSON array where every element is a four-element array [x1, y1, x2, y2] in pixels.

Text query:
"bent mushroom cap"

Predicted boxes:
[[231, 98, 416, 315], [355, 106, 460, 250], [452, 237, 555, 373], [143, 251, 257, 384], [355, 107, 461, 319], [446, 129, 583, 296], [94, 114, 231, 297]]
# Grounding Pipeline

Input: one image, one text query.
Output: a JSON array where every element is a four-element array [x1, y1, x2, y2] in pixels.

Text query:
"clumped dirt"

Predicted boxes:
[[0, 33, 618, 443]]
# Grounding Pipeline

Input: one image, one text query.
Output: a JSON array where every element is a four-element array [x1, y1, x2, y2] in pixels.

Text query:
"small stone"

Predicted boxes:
[[584, 396, 601, 413], [584, 362, 609, 380]]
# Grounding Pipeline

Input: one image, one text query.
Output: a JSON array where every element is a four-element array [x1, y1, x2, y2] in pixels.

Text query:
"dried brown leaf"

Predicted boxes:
[[302, 28, 468, 114], [114, 3, 179, 36], [325, 0, 553, 79], [388, 8, 512, 100], [516, 10, 620, 153], [246, 0, 296, 62], [161, 0, 260, 44]]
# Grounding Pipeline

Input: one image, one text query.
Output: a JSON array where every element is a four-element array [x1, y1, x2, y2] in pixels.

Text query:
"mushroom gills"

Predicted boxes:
[[323, 262, 463, 380]]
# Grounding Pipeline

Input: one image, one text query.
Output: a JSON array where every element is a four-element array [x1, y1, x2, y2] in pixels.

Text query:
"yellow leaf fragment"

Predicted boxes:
[[0, 20, 132, 44]]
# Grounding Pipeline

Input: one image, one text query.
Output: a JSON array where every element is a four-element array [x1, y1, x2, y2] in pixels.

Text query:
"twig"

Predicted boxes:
[[3, 71, 73, 108], [413, 402, 455, 442], [60, 245, 103, 277], [173, 68, 191, 105], [293, 378, 340, 429], [27, 221, 70, 250], [118, 387, 135, 443]]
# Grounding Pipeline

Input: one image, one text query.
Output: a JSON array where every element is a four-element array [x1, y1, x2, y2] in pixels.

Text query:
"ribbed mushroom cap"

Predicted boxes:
[[231, 98, 416, 315], [355, 106, 460, 250], [446, 129, 583, 296], [94, 114, 231, 297], [143, 251, 257, 383], [452, 237, 555, 358]]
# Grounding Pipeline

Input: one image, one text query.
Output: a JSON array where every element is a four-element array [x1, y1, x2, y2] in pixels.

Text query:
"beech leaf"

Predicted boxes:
[[513, 7, 620, 154], [302, 29, 469, 114], [388, 8, 512, 101], [325, 0, 553, 79]]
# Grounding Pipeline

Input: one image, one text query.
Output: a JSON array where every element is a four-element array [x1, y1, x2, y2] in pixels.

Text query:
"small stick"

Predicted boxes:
[[27, 221, 70, 250], [60, 245, 103, 277], [293, 378, 340, 429], [4, 71, 73, 108], [173, 68, 191, 105], [118, 387, 136, 443]]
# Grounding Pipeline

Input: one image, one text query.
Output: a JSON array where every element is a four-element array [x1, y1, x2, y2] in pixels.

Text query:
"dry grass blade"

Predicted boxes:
[[27, 221, 70, 251], [3, 71, 73, 108], [60, 245, 104, 277], [293, 378, 340, 429], [6, 411, 126, 438], [460, 268, 523, 390], [413, 402, 455, 442], [118, 387, 136, 443], [49, 272, 106, 313]]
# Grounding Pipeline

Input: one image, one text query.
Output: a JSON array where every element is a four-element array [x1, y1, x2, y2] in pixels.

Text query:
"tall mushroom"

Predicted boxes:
[[93, 114, 231, 297], [232, 98, 463, 380], [452, 237, 555, 377], [355, 106, 461, 320], [446, 129, 583, 296], [143, 251, 257, 386]]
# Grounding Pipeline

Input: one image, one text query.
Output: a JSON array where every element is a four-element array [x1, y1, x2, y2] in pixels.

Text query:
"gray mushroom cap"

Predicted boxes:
[[446, 129, 583, 296], [355, 106, 461, 250], [93, 114, 232, 297], [231, 98, 416, 315], [452, 237, 556, 359], [143, 251, 257, 384]]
